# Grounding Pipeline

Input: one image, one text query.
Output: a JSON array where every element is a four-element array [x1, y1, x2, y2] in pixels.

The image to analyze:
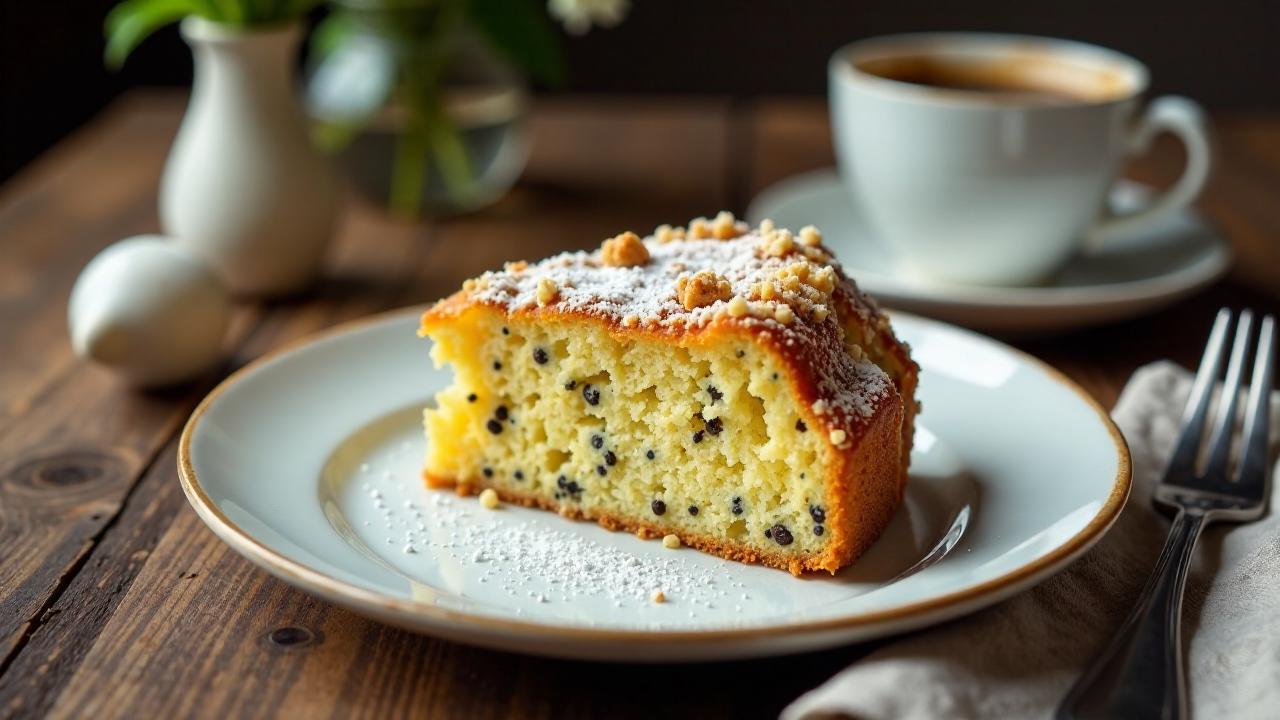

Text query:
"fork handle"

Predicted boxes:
[[1057, 509, 1207, 720]]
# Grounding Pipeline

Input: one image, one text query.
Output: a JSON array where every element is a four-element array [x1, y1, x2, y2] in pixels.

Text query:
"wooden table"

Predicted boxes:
[[2, 92, 1278, 719]]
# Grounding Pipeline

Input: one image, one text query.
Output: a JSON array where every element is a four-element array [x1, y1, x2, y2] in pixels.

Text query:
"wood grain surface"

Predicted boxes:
[[1, 92, 1277, 720]]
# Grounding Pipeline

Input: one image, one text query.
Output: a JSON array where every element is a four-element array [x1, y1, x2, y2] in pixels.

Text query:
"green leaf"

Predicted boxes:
[[104, 0, 207, 69], [213, 0, 242, 23], [466, 0, 567, 87], [104, 0, 320, 69], [309, 12, 353, 59]]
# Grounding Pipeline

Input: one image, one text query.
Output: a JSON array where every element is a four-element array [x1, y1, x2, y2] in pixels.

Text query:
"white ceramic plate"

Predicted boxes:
[[747, 169, 1231, 332], [179, 308, 1130, 661]]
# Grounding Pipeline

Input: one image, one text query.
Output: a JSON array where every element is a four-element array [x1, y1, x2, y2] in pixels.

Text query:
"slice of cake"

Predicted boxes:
[[418, 213, 918, 575]]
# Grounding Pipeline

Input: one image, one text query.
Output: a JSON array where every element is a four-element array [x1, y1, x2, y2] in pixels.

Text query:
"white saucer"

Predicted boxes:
[[747, 169, 1231, 332], [178, 308, 1129, 661]]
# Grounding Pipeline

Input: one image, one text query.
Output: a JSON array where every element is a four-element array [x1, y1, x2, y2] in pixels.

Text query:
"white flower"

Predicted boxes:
[[547, 0, 629, 35]]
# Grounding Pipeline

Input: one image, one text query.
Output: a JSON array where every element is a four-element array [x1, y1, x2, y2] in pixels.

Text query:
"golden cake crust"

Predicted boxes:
[[420, 214, 919, 575]]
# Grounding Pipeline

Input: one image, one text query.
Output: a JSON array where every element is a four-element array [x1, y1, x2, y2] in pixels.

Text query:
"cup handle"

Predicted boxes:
[[1086, 95, 1211, 250]]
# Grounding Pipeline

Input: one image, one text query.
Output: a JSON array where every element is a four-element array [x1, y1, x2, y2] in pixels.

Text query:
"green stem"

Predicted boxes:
[[390, 115, 432, 217], [424, 93, 474, 205], [312, 119, 359, 153], [217, 0, 243, 23], [385, 0, 475, 218]]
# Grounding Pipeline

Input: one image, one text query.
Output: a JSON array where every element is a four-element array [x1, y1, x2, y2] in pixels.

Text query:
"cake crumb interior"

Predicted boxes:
[[424, 308, 834, 555]]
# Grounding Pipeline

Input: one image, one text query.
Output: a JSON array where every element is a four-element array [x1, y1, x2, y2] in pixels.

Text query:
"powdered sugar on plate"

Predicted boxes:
[[320, 405, 919, 630]]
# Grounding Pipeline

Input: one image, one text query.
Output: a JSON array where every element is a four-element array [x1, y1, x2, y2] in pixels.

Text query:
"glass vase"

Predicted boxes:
[[306, 0, 530, 217]]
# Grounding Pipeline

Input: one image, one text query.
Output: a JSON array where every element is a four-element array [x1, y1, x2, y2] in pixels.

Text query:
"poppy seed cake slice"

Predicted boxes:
[[418, 213, 918, 575]]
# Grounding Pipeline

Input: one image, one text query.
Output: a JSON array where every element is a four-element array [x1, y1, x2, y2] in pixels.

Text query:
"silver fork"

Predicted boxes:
[[1057, 308, 1276, 720]]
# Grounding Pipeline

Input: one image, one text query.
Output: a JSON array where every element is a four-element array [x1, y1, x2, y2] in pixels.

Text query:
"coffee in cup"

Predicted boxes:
[[829, 33, 1210, 286]]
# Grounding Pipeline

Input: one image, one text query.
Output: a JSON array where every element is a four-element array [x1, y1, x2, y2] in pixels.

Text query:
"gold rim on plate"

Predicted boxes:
[[177, 306, 1132, 645]]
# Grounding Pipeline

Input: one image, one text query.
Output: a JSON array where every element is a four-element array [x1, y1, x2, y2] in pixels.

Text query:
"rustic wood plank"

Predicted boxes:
[[0, 91, 270, 680], [0, 179, 431, 715], [0, 81, 430, 701], [0, 93, 187, 429], [0, 96, 193, 665], [0, 442, 187, 719], [1194, 116, 1280, 298], [0, 300, 264, 669], [0, 188, 433, 718], [740, 98, 836, 206]]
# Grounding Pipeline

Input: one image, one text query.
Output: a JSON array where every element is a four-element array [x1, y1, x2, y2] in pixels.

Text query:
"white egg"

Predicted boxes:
[[69, 236, 231, 387]]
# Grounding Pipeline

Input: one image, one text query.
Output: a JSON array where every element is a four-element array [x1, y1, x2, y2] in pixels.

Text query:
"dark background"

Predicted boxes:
[[2, 0, 1278, 181]]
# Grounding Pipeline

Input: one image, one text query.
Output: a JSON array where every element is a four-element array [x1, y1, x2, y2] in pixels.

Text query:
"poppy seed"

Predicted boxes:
[[770, 525, 793, 546]]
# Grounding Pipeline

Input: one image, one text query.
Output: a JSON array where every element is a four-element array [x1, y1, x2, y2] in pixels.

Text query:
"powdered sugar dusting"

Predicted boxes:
[[447, 230, 898, 427], [473, 235, 829, 328], [412, 492, 740, 614]]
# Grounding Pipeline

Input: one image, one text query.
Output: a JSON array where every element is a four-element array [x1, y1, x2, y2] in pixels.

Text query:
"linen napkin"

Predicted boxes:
[[784, 360, 1280, 720]]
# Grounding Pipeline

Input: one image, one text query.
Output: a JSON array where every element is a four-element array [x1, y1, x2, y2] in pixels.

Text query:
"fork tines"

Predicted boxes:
[[1165, 308, 1276, 492]]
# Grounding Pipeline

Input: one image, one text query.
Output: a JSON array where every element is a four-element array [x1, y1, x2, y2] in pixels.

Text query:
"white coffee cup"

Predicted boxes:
[[829, 33, 1211, 286]]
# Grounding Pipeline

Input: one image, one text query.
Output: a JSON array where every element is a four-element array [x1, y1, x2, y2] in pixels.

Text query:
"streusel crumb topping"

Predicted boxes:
[[452, 212, 891, 422], [600, 231, 650, 267]]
